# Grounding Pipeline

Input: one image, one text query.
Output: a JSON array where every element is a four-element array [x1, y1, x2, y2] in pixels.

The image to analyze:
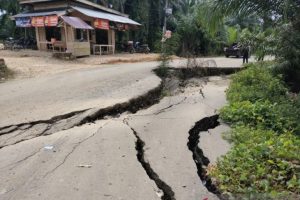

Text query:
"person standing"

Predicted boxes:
[[242, 45, 250, 64]]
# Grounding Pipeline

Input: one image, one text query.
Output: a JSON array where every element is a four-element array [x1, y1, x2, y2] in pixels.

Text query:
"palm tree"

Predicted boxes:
[[211, 0, 300, 91], [211, 0, 299, 21]]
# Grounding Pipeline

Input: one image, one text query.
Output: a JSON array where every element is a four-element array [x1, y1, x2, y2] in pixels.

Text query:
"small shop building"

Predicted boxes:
[[13, 0, 141, 57]]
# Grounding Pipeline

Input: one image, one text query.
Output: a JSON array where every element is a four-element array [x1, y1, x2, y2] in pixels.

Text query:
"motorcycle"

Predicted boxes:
[[4, 37, 37, 50], [133, 41, 150, 54], [126, 41, 150, 54]]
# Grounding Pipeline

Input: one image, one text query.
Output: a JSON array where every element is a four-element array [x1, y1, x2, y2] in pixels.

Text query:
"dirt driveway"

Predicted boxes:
[[0, 50, 161, 79]]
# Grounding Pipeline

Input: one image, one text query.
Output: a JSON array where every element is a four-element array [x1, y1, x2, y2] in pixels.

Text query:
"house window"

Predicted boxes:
[[46, 27, 61, 41], [75, 29, 88, 42]]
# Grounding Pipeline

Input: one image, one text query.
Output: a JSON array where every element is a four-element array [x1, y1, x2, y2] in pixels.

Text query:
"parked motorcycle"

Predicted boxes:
[[126, 41, 150, 54], [4, 37, 37, 50], [3, 37, 15, 50], [134, 41, 150, 54]]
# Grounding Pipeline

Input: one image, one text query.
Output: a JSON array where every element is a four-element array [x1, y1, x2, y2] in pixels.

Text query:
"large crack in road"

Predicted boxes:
[[0, 66, 238, 149], [0, 83, 163, 149], [187, 115, 222, 198], [0, 66, 237, 199], [123, 119, 176, 200]]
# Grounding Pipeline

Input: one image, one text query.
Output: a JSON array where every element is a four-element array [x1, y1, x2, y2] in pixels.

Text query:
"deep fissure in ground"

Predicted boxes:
[[0, 83, 163, 148], [187, 115, 224, 198], [124, 120, 176, 200]]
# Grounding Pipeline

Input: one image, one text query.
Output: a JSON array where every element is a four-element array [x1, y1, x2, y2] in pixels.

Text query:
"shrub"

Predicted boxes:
[[211, 126, 300, 197], [220, 100, 300, 135], [227, 62, 287, 103], [214, 62, 300, 198]]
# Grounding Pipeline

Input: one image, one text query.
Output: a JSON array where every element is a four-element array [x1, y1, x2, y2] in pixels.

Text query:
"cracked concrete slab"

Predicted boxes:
[[199, 124, 232, 165], [0, 121, 160, 200], [124, 76, 230, 200], [0, 83, 163, 149], [0, 62, 161, 128]]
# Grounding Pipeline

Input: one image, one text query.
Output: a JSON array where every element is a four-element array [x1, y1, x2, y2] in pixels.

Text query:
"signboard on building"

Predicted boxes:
[[44, 15, 58, 27], [116, 23, 129, 31], [31, 16, 45, 27], [166, 8, 173, 15], [165, 30, 172, 39], [94, 19, 109, 30], [16, 17, 31, 27]]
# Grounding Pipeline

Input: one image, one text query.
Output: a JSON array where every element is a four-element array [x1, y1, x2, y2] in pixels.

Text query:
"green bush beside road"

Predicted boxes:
[[211, 62, 300, 198]]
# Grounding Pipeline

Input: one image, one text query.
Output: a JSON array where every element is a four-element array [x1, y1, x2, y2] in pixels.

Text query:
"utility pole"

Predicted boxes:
[[161, 0, 169, 68], [163, 0, 169, 36]]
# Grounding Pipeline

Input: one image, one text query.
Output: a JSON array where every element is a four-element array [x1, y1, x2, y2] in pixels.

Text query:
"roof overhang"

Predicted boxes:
[[12, 10, 66, 19], [18, 0, 129, 17], [72, 6, 141, 26], [19, 0, 56, 4], [74, 0, 128, 17], [61, 16, 94, 29]]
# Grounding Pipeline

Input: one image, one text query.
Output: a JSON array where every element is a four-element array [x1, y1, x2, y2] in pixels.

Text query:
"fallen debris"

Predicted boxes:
[[76, 164, 92, 168], [43, 145, 54, 151]]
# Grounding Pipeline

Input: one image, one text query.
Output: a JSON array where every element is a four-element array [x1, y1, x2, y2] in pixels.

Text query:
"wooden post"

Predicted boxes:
[[112, 30, 115, 54], [71, 27, 75, 42], [107, 30, 110, 53], [64, 23, 68, 52], [35, 27, 40, 50]]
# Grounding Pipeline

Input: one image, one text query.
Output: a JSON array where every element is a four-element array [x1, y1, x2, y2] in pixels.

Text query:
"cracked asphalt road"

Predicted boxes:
[[0, 62, 161, 128], [123, 77, 230, 200], [0, 121, 160, 200], [0, 57, 246, 128], [0, 58, 240, 200], [0, 76, 231, 200]]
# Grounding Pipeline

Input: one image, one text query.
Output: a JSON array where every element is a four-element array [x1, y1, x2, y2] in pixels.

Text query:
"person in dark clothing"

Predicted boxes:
[[242, 46, 250, 64]]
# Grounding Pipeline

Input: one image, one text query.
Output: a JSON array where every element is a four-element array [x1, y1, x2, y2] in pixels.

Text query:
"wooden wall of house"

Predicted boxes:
[[70, 11, 117, 47], [67, 42, 91, 57], [69, 11, 96, 43], [65, 25, 74, 42], [60, 27, 66, 42], [35, 27, 47, 50], [108, 30, 115, 46], [64, 23, 91, 57]]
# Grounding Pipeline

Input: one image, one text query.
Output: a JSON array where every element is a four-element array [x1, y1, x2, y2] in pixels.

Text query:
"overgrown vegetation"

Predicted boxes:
[[211, 62, 300, 198]]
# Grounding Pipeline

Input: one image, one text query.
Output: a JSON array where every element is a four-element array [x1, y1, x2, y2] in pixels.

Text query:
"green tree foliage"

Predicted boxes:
[[211, 0, 300, 91], [0, 0, 19, 39], [89, 0, 227, 55]]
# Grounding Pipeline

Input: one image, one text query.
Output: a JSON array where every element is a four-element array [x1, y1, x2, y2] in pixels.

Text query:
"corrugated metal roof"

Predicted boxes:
[[61, 16, 94, 30], [72, 6, 141, 26], [12, 10, 66, 18], [75, 0, 128, 17]]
